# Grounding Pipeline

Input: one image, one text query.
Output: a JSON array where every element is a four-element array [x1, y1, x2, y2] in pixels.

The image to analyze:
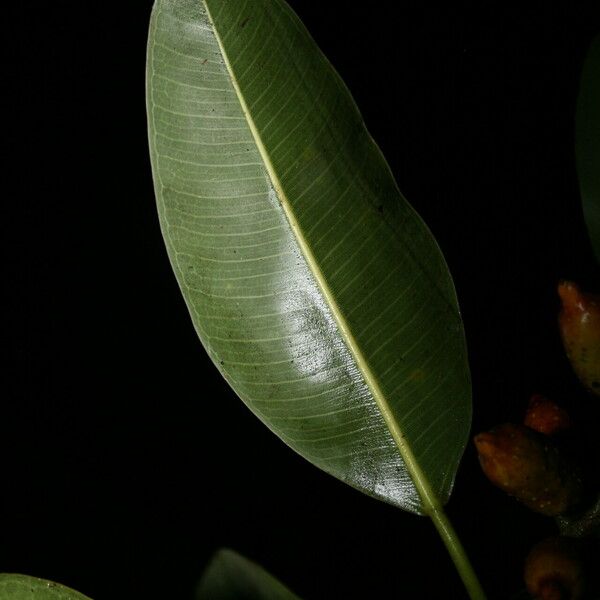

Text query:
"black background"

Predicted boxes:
[[3, 2, 600, 599]]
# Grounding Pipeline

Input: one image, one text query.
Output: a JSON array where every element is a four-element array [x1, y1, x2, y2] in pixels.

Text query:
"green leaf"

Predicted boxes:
[[0, 575, 91, 600], [576, 34, 600, 263], [146, 0, 471, 515], [196, 549, 301, 600]]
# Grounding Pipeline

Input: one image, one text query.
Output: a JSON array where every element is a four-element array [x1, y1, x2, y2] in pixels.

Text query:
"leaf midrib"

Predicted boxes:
[[203, 0, 441, 514]]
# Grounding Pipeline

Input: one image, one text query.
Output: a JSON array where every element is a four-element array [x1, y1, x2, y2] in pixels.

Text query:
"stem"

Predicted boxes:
[[429, 506, 487, 600]]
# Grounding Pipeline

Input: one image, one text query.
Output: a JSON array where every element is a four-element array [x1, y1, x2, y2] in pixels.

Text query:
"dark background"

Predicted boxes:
[[3, 1, 599, 599]]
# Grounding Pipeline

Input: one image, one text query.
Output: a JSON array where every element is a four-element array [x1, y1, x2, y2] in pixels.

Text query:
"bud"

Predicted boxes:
[[474, 424, 583, 516], [558, 281, 600, 396], [524, 537, 584, 600], [524, 394, 571, 436]]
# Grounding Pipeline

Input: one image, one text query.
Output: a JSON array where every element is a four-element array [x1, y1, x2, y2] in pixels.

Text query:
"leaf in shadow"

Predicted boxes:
[[196, 549, 301, 600], [576, 34, 600, 263]]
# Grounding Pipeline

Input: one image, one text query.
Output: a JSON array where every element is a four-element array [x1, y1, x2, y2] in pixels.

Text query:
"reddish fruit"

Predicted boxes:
[[558, 281, 600, 396], [524, 537, 584, 600], [524, 394, 571, 436], [474, 424, 583, 516]]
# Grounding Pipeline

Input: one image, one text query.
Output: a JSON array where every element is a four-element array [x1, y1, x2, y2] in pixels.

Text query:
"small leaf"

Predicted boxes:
[[196, 549, 301, 600], [576, 34, 600, 263], [0, 574, 91, 600]]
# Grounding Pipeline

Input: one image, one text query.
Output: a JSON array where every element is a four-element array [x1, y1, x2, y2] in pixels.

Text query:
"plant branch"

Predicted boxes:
[[429, 507, 487, 600]]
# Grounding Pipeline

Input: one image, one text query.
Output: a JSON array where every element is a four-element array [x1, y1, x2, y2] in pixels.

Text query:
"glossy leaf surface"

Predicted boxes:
[[576, 34, 600, 263], [0, 575, 91, 600], [196, 549, 301, 600], [146, 0, 471, 514]]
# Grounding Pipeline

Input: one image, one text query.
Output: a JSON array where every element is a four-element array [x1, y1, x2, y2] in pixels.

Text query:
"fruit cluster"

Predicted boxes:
[[473, 282, 599, 600]]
